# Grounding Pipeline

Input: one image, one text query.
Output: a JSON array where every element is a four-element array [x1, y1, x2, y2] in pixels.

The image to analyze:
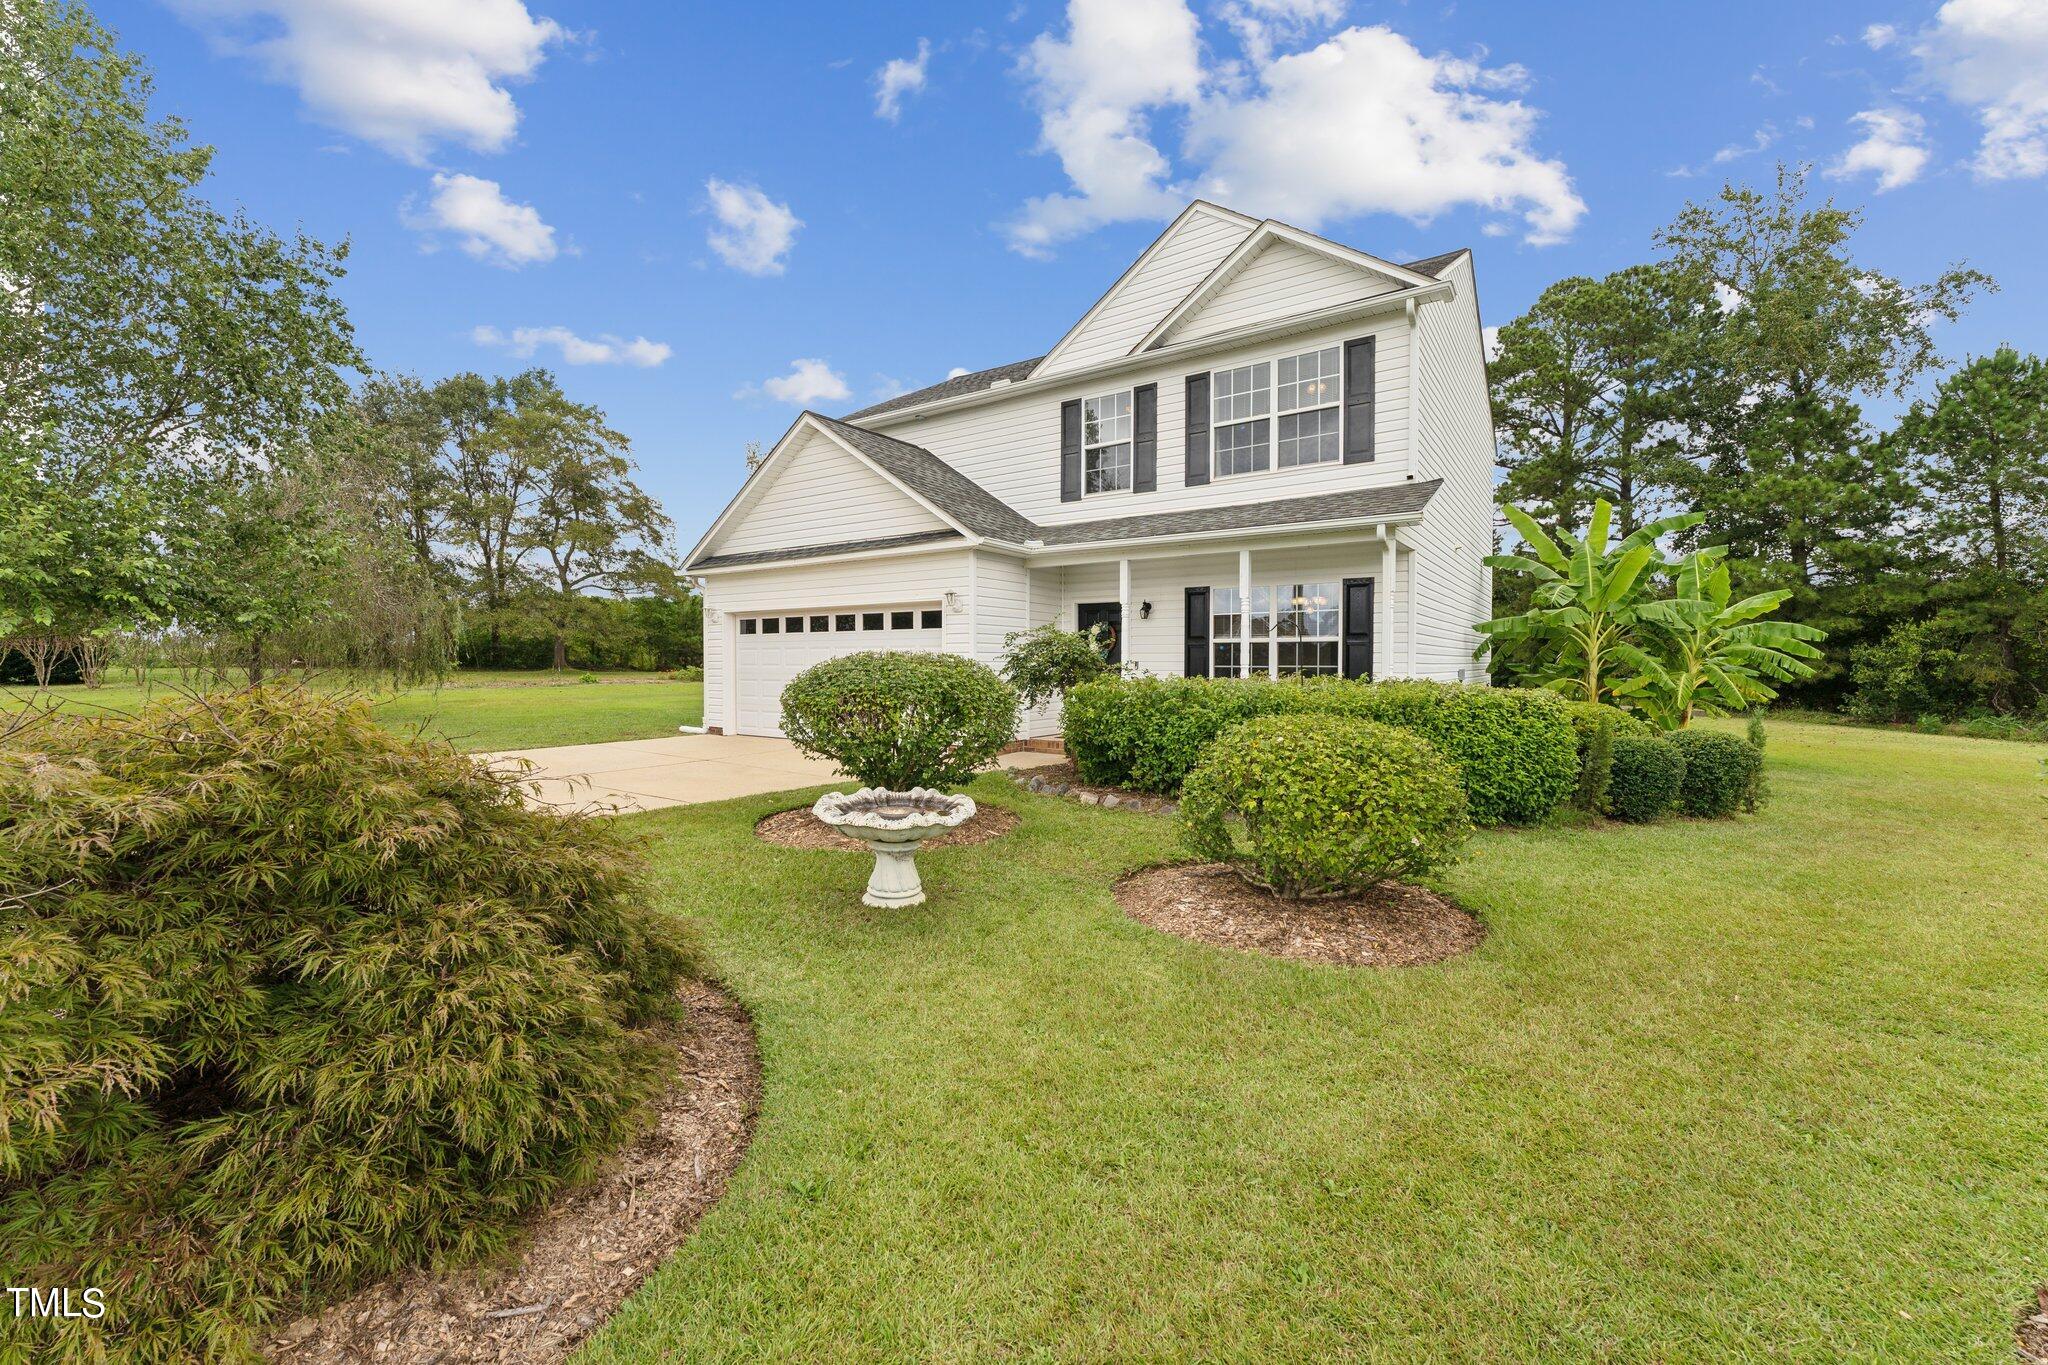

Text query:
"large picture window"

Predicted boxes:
[[1211, 344, 1348, 476], [1082, 390, 1132, 493], [1210, 581, 1340, 677]]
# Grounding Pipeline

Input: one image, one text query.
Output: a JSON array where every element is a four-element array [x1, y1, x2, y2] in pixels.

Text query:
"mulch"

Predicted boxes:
[[263, 978, 760, 1365], [2019, 1286, 2048, 1363], [753, 803, 1020, 851], [1113, 863, 1484, 968]]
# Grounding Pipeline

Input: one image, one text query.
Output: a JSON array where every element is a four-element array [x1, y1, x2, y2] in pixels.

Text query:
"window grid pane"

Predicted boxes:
[[835, 614, 856, 631], [1212, 581, 1341, 677], [1277, 408, 1341, 467], [1277, 346, 1340, 414], [1214, 419, 1269, 477], [1211, 363, 1271, 424], [1085, 442, 1132, 493]]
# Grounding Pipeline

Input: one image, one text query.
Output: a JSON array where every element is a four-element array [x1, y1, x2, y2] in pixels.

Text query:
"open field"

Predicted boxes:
[[581, 719, 2048, 1360], [3, 672, 703, 752]]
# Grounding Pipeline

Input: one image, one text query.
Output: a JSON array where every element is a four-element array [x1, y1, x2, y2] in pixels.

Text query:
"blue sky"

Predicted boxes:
[[105, 0, 2048, 550]]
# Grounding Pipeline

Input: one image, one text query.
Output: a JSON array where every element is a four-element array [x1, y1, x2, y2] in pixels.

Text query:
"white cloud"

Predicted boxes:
[[1713, 123, 1779, 164], [403, 172, 557, 266], [472, 324, 670, 367], [945, 366, 972, 378], [169, 0, 564, 163], [1913, 0, 2048, 180], [738, 359, 852, 406], [1006, 0, 1205, 257], [1863, 22, 1899, 49], [874, 38, 931, 121], [705, 179, 802, 276], [1188, 26, 1584, 247], [1826, 107, 1932, 191], [1005, 2, 1582, 255]]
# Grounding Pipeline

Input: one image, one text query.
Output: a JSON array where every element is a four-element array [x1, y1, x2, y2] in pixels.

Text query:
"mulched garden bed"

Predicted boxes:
[[1009, 761, 1179, 815], [1113, 863, 1483, 968], [264, 978, 760, 1365], [754, 803, 1019, 850], [2019, 1286, 2048, 1363]]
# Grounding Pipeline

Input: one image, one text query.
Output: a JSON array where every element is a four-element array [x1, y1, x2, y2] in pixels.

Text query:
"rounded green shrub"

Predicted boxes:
[[781, 651, 1017, 790], [1062, 676, 1578, 825], [0, 690, 702, 1361], [1178, 713, 1470, 898], [1606, 735, 1686, 822], [1560, 702, 1652, 814], [1332, 680, 1579, 826], [1669, 729, 1761, 817]]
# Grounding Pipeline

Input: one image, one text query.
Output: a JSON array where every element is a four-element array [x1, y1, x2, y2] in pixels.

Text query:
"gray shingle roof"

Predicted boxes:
[[691, 408, 1443, 569], [1399, 248, 1469, 280], [1033, 479, 1441, 546], [842, 356, 1044, 422], [690, 528, 961, 571], [808, 414, 1039, 543]]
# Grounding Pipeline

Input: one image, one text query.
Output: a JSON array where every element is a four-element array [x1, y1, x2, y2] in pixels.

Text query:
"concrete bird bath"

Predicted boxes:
[[810, 787, 976, 908]]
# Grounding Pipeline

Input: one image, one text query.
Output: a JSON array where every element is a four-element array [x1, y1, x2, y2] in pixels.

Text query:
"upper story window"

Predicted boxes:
[[1082, 390, 1132, 494], [1276, 346, 1341, 467], [1212, 345, 1347, 477], [1211, 362, 1270, 477]]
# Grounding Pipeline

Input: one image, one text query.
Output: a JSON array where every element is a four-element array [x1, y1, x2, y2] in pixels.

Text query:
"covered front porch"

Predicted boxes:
[[1007, 525, 1427, 738]]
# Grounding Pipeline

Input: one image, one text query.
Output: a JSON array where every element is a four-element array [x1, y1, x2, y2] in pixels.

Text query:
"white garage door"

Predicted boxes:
[[734, 604, 945, 737]]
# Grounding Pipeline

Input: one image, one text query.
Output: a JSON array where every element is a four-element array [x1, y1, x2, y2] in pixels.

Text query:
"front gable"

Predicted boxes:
[[706, 425, 952, 559], [1032, 202, 1255, 381], [1144, 224, 1434, 351]]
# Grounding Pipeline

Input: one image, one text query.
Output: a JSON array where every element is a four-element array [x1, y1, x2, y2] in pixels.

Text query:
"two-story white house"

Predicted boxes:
[[685, 201, 1496, 741]]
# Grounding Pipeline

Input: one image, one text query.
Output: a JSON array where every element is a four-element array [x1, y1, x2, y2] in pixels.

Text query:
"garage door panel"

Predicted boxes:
[[735, 604, 944, 737]]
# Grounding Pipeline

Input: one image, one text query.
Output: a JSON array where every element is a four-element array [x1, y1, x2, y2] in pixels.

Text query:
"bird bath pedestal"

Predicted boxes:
[[810, 787, 976, 908]]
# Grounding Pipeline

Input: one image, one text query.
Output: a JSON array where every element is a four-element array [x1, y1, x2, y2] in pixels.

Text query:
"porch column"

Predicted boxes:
[[1117, 557, 1131, 664], [1380, 538, 1401, 679], [1237, 549, 1253, 679]]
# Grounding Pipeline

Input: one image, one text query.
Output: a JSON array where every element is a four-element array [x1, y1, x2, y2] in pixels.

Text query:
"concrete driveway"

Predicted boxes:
[[481, 732, 1062, 814]]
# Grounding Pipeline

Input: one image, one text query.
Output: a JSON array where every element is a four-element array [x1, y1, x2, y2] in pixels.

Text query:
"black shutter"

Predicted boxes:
[[1342, 576, 1374, 680], [1132, 383, 1157, 493], [1184, 372, 1210, 487], [1060, 399, 1082, 501], [1343, 336, 1376, 464], [1184, 587, 1210, 677]]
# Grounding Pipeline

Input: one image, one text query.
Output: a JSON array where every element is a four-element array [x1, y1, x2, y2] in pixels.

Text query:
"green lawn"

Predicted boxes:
[[4, 673, 702, 752], [583, 720, 2048, 1361]]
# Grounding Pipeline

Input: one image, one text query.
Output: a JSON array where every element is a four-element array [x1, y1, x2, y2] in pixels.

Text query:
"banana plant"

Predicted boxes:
[[1476, 498, 1703, 704], [1614, 547, 1827, 727]]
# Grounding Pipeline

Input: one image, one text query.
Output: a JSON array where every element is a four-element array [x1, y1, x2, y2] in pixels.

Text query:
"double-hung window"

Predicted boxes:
[[1210, 345, 1346, 477], [1276, 346, 1341, 467], [1210, 581, 1341, 677], [1082, 390, 1132, 493], [1210, 362, 1270, 477]]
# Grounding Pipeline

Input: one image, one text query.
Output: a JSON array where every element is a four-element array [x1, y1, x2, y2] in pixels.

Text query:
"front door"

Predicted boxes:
[[1076, 601, 1123, 664]]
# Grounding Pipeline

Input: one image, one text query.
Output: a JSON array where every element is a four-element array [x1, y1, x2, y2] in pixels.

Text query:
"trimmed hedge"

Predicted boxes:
[[0, 691, 702, 1361], [1063, 676, 1578, 826], [781, 651, 1017, 791], [1607, 735, 1685, 822], [1670, 729, 1761, 817], [1179, 714, 1470, 897]]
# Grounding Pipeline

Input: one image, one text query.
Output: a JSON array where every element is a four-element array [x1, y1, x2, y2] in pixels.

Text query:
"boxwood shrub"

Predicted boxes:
[[1669, 729, 1762, 817], [1179, 714, 1470, 898], [1064, 676, 1577, 825], [781, 651, 1017, 791], [1606, 734, 1686, 822], [0, 691, 702, 1361]]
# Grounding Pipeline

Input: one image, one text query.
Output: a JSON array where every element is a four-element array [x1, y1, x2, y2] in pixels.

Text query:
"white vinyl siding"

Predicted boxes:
[[1162, 238, 1404, 346], [1403, 253, 1495, 681], [867, 316, 1408, 527], [714, 429, 948, 556], [1035, 208, 1253, 378]]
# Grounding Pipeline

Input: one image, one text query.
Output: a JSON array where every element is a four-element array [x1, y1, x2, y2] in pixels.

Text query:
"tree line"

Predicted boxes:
[[1489, 164, 2046, 721], [0, 0, 696, 692]]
